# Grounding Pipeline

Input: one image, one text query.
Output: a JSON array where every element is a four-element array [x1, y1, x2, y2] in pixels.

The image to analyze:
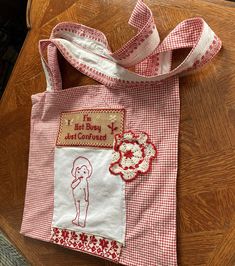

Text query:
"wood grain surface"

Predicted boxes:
[[0, 0, 235, 265]]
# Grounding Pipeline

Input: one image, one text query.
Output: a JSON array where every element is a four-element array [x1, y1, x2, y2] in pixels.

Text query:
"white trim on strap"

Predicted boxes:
[[110, 0, 160, 67], [49, 1, 160, 68], [48, 17, 221, 83], [41, 57, 53, 91], [39, 2, 222, 90]]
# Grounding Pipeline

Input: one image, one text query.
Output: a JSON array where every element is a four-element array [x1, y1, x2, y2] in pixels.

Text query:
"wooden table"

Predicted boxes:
[[0, 0, 235, 265]]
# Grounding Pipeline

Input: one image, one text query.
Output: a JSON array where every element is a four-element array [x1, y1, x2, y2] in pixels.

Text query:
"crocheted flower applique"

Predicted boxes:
[[109, 131, 157, 182]]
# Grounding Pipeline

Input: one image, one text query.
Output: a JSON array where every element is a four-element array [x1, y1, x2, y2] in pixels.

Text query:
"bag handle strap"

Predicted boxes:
[[42, 0, 160, 91], [109, 0, 160, 67], [40, 1, 221, 91]]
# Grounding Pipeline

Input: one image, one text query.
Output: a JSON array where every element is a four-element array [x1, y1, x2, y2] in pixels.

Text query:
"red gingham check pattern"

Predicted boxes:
[[21, 1, 221, 265], [21, 78, 179, 266], [129, 0, 151, 29]]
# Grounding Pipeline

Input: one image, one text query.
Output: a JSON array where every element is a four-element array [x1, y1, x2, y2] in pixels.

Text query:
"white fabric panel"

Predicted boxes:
[[56, 31, 112, 58], [52, 146, 126, 244]]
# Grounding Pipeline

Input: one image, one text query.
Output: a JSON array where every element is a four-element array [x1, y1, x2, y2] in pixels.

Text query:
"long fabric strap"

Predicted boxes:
[[39, 0, 222, 91]]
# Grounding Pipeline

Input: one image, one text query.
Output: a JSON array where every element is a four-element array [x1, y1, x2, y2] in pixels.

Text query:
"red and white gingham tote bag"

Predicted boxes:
[[21, 1, 221, 265]]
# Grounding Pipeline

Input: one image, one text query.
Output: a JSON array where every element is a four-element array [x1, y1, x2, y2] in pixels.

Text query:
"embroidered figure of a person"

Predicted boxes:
[[71, 156, 93, 227]]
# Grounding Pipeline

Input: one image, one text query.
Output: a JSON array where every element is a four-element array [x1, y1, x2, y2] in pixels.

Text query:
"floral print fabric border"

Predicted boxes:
[[50, 227, 122, 262]]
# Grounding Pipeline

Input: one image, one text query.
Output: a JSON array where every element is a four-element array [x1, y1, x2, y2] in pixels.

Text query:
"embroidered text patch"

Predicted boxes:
[[57, 109, 125, 148]]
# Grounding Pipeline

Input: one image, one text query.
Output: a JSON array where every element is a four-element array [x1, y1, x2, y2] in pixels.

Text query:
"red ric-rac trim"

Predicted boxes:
[[109, 130, 157, 182], [50, 227, 122, 262]]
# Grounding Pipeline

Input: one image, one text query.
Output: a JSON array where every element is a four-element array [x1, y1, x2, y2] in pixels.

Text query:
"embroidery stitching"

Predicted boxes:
[[56, 109, 125, 148], [50, 227, 122, 262], [109, 131, 157, 182], [186, 35, 221, 72], [71, 156, 93, 227]]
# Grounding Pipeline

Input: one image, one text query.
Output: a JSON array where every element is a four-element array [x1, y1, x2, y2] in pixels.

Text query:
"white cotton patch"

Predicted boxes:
[[52, 146, 126, 244]]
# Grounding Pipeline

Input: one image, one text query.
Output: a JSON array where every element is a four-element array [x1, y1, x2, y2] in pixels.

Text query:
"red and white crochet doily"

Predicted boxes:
[[109, 131, 157, 181]]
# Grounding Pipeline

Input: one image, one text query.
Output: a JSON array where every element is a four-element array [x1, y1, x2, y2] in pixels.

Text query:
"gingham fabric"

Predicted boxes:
[[21, 1, 221, 265]]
